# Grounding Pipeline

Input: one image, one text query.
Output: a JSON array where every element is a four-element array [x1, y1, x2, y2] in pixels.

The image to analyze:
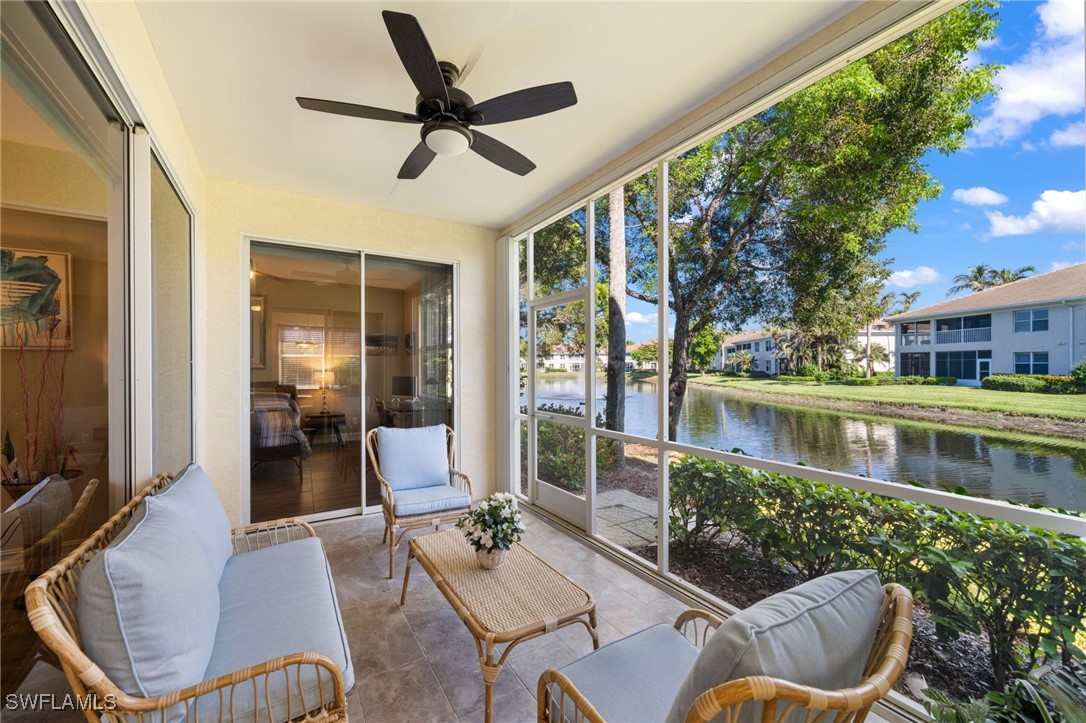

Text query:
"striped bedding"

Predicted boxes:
[[250, 392, 313, 458]]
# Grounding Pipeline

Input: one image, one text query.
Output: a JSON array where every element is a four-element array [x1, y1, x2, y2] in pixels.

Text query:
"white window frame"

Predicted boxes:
[[1014, 307, 1049, 333]]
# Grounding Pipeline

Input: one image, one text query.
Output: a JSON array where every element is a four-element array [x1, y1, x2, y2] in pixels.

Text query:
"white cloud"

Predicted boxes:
[[1063, 240, 1085, 251], [971, 1, 1085, 146], [1050, 121, 1085, 147], [951, 186, 1008, 206], [887, 266, 944, 288], [1039, 0, 1085, 40], [986, 189, 1086, 236], [1050, 260, 1075, 271], [625, 311, 658, 325]]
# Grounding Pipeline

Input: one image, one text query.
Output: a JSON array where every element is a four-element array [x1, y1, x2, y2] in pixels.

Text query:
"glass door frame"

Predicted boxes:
[[240, 236, 461, 525]]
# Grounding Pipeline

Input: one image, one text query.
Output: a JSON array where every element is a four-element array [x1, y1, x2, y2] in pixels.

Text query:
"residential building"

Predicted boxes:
[[718, 321, 897, 374], [887, 263, 1086, 385], [539, 340, 658, 373]]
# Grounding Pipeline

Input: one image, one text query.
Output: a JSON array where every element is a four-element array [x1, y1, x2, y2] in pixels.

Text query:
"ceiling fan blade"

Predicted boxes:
[[296, 97, 421, 124], [468, 82, 577, 126], [470, 131, 536, 175], [382, 11, 449, 110], [398, 142, 437, 179]]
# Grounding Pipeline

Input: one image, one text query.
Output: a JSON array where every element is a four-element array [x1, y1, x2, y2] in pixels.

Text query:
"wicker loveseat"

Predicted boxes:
[[26, 463, 353, 722], [538, 571, 913, 723]]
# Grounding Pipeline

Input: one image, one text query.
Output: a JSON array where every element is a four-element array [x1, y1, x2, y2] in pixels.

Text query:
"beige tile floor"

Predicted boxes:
[[8, 509, 893, 723]]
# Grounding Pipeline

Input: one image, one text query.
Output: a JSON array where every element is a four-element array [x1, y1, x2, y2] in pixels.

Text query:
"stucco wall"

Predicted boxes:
[[206, 179, 498, 523]]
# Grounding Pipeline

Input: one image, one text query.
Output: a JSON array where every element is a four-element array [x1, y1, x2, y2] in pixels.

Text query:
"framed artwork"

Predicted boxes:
[[250, 295, 266, 368], [0, 248, 73, 350]]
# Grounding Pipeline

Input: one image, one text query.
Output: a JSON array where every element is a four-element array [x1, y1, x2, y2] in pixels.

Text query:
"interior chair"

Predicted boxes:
[[538, 570, 913, 723], [365, 424, 472, 578]]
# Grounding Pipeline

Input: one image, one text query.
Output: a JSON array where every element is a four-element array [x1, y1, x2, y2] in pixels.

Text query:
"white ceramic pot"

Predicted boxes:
[[476, 548, 507, 570]]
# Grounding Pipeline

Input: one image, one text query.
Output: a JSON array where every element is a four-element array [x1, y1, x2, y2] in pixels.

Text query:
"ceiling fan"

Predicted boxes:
[[291, 262, 360, 284], [296, 10, 577, 179]]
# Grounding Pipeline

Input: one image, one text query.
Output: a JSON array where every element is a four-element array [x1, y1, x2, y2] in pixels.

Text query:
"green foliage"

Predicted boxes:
[[798, 363, 819, 377], [845, 377, 879, 386], [666, 453, 1086, 691], [922, 376, 958, 386], [1071, 362, 1086, 393], [927, 661, 1086, 723], [777, 375, 816, 382], [521, 404, 616, 494], [455, 493, 525, 552], [924, 687, 991, 723], [728, 350, 756, 374], [812, 371, 830, 383], [690, 327, 723, 373], [983, 375, 1049, 393]]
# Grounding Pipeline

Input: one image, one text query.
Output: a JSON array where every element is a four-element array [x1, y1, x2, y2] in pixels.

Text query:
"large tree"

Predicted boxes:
[[618, 1, 996, 438]]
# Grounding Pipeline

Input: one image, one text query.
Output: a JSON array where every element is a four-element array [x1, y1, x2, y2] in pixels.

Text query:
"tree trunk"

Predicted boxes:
[[865, 323, 872, 377], [668, 312, 690, 442], [605, 187, 626, 464]]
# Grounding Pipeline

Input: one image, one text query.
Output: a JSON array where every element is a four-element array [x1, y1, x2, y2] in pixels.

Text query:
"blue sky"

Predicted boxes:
[[621, 0, 1085, 343], [881, 0, 1085, 311]]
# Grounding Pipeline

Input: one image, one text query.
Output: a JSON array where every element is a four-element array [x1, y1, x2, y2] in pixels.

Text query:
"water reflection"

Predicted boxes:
[[529, 377, 1086, 512]]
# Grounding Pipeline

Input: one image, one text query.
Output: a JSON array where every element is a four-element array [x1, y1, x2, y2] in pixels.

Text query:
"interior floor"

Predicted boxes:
[[250, 440, 376, 522]]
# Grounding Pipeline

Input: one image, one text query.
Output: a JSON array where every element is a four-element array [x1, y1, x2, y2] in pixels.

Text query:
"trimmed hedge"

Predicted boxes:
[[844, 377, 879, 386], [982, 375, 1048, 393], [777, 375, 816, 382], [667, 453, 1086, 689]]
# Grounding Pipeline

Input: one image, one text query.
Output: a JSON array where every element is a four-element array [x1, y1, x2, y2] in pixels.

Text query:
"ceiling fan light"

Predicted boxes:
[[424, 123, 472, 156]]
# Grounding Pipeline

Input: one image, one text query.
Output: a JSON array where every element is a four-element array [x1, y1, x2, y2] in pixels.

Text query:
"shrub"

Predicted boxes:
[[893, 375, 926, 385], [982, 375, 1048, 393], [797, 363, 819, 377], [845, 377, 879, 386], [520, 404, 616, 493], [812, 371, 830, 383], [922, 376, 957, 386], [1071, 361, 1086, 393], [666, 454, 1086, 690], [777, 375, 815, 382]]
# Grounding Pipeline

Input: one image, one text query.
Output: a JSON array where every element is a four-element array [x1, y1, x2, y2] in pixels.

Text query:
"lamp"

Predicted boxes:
[[423, 121, 472, 156], [316, 371, 335, 414]]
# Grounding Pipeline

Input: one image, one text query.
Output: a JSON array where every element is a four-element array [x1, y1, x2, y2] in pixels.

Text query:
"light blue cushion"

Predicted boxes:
[[376, 425, 450, 491], [665, 570, 884, 723], [392, 484, 470, 517], [199, 537, 354, 720], [76, 495, 220, 699], [556, 623, 699, 723], [157, 463, 232, 577]]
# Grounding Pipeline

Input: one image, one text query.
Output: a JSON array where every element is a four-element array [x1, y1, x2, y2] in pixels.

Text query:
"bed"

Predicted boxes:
[[250, 385, 313, 485]]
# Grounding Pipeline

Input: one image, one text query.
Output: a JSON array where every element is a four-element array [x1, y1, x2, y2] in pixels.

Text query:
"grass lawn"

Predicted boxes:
[[688, 375, 1086, 421]]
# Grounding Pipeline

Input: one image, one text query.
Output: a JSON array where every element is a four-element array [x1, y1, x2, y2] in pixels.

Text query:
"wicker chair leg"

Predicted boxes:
[[388, 528, 397, 579]]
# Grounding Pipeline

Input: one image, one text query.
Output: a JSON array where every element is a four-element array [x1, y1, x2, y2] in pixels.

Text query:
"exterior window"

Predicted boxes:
[[754, 342, 760, 352], [1014, 352, 1049, 374], [936, 318, 962, 332], [900, 321, 931, 345], [899, 353, 930, 377], [963, 314, 991, 329], [1014, 308, 1048, 332], [279, 324, 324, 387], [936, 351, 979, 380]]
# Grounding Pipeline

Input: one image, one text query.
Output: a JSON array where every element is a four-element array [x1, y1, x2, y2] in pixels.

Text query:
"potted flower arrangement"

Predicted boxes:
[[456, 492, 526, 569]]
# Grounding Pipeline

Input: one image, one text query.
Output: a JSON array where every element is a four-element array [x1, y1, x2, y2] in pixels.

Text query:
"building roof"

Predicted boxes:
[[888, 263, 1086, 322], [722, 330, 775, 346]]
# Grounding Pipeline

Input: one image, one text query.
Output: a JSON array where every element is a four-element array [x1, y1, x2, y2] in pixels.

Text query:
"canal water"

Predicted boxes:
[[529, 377, 1086, 513]]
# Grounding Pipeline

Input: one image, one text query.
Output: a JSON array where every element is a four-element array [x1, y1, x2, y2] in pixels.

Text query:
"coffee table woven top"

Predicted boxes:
[[412, 528, 592, 635]]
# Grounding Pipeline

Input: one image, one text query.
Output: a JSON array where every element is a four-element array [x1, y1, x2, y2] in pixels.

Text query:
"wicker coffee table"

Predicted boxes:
[[400, 528, 598, 723]]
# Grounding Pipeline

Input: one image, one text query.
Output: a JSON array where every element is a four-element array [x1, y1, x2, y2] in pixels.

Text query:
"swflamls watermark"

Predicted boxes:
[[4, 693, 117, 711]]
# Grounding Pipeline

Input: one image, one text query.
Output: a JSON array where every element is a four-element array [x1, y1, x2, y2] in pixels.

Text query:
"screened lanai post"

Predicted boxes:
[[605, 186, 626, 465]]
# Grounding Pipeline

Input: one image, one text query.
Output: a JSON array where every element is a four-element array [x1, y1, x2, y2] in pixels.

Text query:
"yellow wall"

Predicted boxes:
[[81, 0, 499, 523], [206, 179, 498, 522]]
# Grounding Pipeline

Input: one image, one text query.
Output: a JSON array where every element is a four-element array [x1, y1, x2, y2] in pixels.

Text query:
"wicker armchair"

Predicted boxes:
[[538, 582, 913, 723], [365, 424, 472, 578], [25, 472, 349, 722]]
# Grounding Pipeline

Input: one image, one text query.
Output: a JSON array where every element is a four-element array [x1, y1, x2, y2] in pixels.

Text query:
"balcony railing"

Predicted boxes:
[[900, 333, 931, 346], [964, 327, 992, 343], [935, 328, 992, 344]]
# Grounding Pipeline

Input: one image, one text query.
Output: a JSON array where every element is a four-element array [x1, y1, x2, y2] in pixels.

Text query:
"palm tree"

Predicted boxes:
[[946, 264, 994, 296], [988, 265, 1035, 286], [899, 291, 921, 312]]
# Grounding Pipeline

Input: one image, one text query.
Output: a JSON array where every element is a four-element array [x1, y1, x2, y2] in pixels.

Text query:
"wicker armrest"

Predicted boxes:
[[537, 668, 605, 723], [450, 469, 473, 496], [94, 651, 346, 721], [674, 609, 724, 648], [231, 518, 315, 554]]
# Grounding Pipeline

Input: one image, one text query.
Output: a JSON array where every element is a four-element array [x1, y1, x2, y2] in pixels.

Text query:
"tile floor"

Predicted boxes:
[[8, 509, 894, 723]]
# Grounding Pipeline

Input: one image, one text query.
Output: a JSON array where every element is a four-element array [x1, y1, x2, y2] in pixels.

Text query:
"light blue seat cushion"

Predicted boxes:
[[157, 462, 232, 577], [665, 570, 884, 723], [199, 537, 354, 721], [392, 484, 471, 517], [376, 425, 450, 491], [556, 623, 699, 723], [76, 495, 220, 698]]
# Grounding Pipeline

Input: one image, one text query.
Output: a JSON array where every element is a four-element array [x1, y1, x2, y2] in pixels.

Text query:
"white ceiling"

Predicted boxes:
[[135, 2, 856, 230]]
